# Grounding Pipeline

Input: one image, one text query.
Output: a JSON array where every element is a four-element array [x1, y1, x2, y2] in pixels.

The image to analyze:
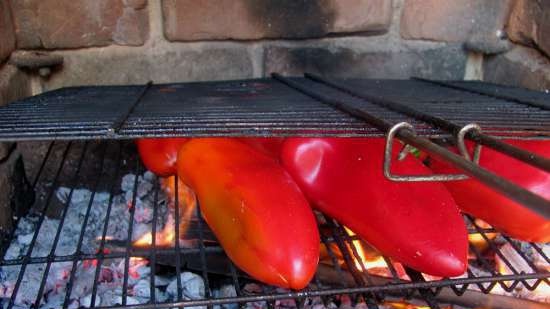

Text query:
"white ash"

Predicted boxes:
[[495, 243, 550, 303], [0, 172, 193, 308]]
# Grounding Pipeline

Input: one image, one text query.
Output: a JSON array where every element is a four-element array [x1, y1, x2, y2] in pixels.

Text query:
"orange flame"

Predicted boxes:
[[468, 219, 497, 253], [134, 177, 197, 248], [382, 301, 434, 309], [344, 227, 388, 271]]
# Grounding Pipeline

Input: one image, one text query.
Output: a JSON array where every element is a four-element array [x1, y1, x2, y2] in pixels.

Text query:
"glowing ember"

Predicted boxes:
[[133, 177, 196, 248], [129, 257, 149, 279]]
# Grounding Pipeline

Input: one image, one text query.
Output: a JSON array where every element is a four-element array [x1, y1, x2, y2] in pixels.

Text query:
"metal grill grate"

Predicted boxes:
[[0, 140, 549, 309], [0, 77, 549, 141]]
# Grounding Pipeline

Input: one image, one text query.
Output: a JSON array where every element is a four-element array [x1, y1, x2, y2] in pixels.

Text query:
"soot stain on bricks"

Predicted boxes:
[[245, 0, 336, 39]]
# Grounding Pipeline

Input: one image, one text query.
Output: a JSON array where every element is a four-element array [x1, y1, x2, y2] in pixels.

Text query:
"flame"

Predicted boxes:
[[468, 219, 497, 252], [344, 227, 387, 271], [133, 177, 196, 248], [381, 301, 433, 309]]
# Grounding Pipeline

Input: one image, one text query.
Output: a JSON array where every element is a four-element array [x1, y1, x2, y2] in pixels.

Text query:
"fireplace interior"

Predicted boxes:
[[0, 1, 550, 309]]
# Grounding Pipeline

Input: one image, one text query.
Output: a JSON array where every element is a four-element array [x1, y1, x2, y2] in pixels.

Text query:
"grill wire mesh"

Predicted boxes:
[[0, 140, 548, 309], [0, 76, 549, 308], [0, 78, 549, 140]]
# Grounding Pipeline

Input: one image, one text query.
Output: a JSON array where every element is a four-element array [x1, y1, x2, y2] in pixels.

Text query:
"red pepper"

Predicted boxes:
[[136, 138, 188, 176], [281, 138, 468, 277], [177, 138, 319, 289], [238, 138, 285, 159], [430, 140, 550, 242]]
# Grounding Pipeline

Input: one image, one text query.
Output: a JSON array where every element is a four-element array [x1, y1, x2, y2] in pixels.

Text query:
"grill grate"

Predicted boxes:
[[1, 140, 549, 309], [0, 77, 549, 141]]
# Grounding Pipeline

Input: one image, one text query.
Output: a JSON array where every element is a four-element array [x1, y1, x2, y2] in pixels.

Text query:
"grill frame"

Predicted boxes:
[[0, 75, 550, 308], [0, 77, 550, 141]]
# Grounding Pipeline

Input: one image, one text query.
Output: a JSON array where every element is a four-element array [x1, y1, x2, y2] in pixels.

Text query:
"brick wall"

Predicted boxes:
[[0, 0, 549, 96]]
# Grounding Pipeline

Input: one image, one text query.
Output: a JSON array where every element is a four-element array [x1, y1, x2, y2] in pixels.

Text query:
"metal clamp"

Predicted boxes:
[[384, 122, 469, 182], [457, 123, 482, 163]]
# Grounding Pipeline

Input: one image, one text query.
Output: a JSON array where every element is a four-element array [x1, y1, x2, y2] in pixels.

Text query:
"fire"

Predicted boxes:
[[381, 301, 434, 309], [344, 227, 388, 271], [133, 177, 197, 248], [468, 219, 497, 252]]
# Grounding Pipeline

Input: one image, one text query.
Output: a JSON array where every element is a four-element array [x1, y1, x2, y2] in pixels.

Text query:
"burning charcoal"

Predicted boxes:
[[4, 242, 22, 259], [134, 199, 153, 223], [16, 233, 33, 246], [121, 174, 138, 192], [353, 303, 368, 309], [132, 279, 151, 298], [132, 222, 151, 241], [166, 272, 205, 305], [68, 261, 97, 301], [533, 243, 550, 272], [242, 283, 267, 309], [10, 263, 45, 306], [213, 285, 238, 309], [274, 287, 297, 308], [154, 275, 172, 287], [243, 283, 263, 294], [15, 216, 37, 235], [41, 292, 65, 309], [121, 174, 153, 198], [79, 293, 97, 308], [143, 171, 156, 182]]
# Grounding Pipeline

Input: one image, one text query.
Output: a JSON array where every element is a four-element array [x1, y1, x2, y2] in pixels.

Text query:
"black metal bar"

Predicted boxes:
[[0, 141, 55, 262], [6, 142, 73, 309], [403, 267, 441, 309], [413, 77, 550, 112], [305, 73, 550, 173], [90, 141, 124, 307], [272, 73, 550, 219], [89, 272, 550, 309], [62, 142, 108, 308], [195, 200, 213, 306], [110, 81, 153, 134], [149, 177, 160, 304], [122, 159, 142, 306], [172, 174, 183, 301], [32, 142, 89, 308]]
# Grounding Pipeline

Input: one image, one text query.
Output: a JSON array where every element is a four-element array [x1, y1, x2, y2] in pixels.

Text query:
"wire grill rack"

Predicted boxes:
[[0, 140, 549, 309], [0, 77, 549, 141]]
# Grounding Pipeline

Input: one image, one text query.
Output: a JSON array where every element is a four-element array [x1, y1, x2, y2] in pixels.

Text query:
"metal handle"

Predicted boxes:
[[384, 122, 469, 182], [273, 73, 550, 219], [457, 123, 482, 163]]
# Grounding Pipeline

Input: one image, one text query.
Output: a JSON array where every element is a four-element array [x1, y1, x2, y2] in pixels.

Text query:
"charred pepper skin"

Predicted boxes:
[[136, 138, 188, 176], [430, 139, 550, 243], [281, 138, 469, 277], [177, 138, 320, 289]]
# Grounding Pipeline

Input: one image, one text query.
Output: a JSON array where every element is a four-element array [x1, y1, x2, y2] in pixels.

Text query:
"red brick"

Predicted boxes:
[[0, 0, 16, 62], [162, 0, 392, 41], [10, 0, 149, 49], [400, 0, 511, 43], [507, 0, 550, 58], [484, 46, 550, 92]]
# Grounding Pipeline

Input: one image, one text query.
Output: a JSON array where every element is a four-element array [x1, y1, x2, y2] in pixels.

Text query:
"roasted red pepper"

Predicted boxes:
[[177, 138, 319, 289], [281, 138, 468, 277], [136, 138, 188, 176], [238, 138, 284, 159], [430, 139, 550, 242]]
